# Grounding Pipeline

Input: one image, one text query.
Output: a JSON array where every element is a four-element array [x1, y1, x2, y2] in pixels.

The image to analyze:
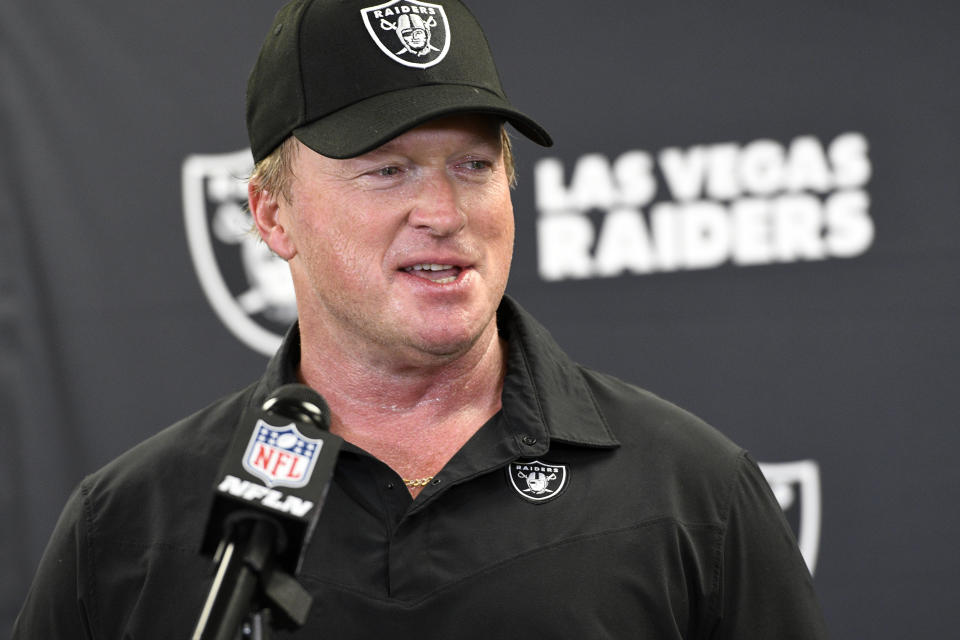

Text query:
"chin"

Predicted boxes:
[[391, 292, 501, 357], [413, 333, 478, 358], [407, 322, 490, 359]]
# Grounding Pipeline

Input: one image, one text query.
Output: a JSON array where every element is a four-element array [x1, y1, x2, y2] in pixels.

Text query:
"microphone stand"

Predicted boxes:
[[192, 513, 312, 640], [192, 384, 341, 640]]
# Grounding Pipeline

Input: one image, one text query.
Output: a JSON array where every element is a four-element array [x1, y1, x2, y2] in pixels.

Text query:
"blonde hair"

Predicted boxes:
[[248, 136, 301, 205], [501, 127, 516, 187], [248, 124, 517, 204]]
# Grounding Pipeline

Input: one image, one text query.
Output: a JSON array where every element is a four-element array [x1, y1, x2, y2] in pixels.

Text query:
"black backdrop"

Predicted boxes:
[[3, 1, 958, 636]]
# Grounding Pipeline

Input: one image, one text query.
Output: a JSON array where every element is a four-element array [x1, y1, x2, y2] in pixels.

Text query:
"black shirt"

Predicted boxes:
[[13, 296, 827, 638]]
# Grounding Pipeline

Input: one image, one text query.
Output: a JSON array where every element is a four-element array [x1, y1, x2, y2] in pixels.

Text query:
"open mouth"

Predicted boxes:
[[402, 263, 463, 284]]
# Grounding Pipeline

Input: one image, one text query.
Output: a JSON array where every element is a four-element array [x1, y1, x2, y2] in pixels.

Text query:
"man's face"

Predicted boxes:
[[269, 115, 514, 364], [401, 27, 427, 49]]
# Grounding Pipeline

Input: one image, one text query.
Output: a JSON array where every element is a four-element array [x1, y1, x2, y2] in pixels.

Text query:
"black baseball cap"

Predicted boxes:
[[246, 0, 553, 163]]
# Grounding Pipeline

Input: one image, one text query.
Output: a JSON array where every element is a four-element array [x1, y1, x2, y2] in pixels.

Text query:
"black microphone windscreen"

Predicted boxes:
[[262, 384, 331, 431], [199, 385, 342, 575]]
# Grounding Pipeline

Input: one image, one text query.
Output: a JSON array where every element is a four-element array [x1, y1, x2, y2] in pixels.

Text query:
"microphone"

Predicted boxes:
[[192, 384, 343, 639]]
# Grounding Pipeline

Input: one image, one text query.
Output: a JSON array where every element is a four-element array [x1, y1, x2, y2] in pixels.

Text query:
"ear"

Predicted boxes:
[[248, 182, 297, 260]]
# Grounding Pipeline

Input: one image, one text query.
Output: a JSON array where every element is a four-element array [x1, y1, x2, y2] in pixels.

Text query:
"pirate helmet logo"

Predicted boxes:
[[508, 460, 568, 503], [182, 150, 296, 356], [361, 0, 450, 68]]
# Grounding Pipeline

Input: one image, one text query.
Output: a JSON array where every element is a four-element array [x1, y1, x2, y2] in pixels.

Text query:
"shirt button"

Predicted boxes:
[[522, 435, 538, 446]]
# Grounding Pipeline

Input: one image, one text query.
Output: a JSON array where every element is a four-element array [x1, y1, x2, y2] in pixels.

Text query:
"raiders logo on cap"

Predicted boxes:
[[508, 460, 568, 503], [361, 0, 451, 68]]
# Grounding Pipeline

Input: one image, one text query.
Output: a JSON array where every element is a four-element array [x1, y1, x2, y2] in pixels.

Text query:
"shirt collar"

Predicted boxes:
[[251, 295, 620, 450], [498, 295, 620, 450]]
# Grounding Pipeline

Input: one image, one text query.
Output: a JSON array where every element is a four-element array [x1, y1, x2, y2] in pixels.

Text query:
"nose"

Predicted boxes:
[[407, 170, 467, 237]]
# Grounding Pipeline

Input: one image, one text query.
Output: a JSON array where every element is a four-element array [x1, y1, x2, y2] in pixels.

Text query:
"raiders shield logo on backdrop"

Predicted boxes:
[[242, 420, 324, 489], [361, 0, 451, 68], [508, 460, 568, 503], [759, 459, 822, 574], [182, 150, 296, 356]]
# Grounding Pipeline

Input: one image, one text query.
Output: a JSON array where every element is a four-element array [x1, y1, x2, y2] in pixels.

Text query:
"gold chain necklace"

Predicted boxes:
[[403, 476, 434, 488]]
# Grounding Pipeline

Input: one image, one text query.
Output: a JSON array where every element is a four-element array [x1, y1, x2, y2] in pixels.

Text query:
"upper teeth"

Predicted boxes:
[[405, 263, 454, 271]]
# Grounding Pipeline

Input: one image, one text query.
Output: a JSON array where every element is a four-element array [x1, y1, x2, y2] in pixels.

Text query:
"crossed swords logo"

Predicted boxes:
[[518, 470, 557, 495]]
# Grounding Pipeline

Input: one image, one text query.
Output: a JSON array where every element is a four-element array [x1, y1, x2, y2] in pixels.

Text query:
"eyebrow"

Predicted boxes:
[[370, 126, 503, 158]]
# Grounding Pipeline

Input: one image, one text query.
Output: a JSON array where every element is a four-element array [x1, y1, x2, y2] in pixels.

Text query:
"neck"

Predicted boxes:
[[296, 318, 507, 492]]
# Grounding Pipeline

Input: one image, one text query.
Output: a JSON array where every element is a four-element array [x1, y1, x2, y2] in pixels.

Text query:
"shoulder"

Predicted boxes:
[[576, 366, 748, 523], [581, 366, 743, 463], [14, 385, 259, 638], [79, 385, 256, 547], [500, 296, 747, 519]]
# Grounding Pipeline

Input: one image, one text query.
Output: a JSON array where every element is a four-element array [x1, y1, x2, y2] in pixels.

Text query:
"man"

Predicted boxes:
[[392, 13, 437, 57], [14, 0, 827, 638]]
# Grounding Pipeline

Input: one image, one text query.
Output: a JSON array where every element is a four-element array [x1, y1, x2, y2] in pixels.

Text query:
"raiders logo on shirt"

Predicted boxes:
[[507, 460, 568, 503]]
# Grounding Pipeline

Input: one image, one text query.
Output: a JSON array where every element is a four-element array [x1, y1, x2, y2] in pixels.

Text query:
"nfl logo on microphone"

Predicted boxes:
[[242, 420, 323, 489]]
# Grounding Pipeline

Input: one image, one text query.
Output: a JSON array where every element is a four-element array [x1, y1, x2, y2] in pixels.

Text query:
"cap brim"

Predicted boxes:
[[292, 84, 552, 159]]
